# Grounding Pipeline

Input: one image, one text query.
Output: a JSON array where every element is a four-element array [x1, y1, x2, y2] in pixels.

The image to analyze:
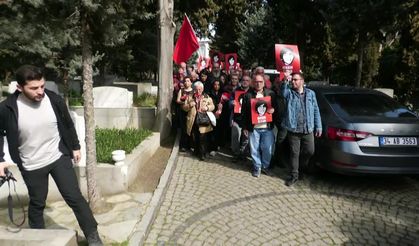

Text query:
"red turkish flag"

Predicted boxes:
[[173, 15, 199, 65]]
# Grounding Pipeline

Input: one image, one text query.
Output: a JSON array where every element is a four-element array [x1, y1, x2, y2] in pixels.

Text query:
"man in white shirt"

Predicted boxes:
[[0, 65, 102, 245]]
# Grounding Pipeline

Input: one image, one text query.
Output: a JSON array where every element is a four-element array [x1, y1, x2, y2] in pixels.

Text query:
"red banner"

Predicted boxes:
[[275, 44, 300, 81], [173, 15, 199, 65], [234, 90, 246, 113], [251, 96, 272, 125]]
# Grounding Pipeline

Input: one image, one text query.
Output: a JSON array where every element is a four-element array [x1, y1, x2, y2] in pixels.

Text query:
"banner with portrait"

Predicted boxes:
[[251, 96, 273, 125], [197, 56, 211, 72], [233, 90, 246, 113], [224, 53, 238, 72], [275, 44, 300, 81], [210, 50, 224, 66]]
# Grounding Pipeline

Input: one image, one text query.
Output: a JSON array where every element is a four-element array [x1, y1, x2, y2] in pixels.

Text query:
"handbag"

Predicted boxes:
[[207, 111, 216, 126], [196, 112, 210, 126]]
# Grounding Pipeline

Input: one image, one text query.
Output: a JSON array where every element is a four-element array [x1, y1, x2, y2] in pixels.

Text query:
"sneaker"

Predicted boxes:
[[86, 230, 103, 246], [209, 151, 216, 156], [252, 168, 261, 178], [285, 177, 298, 186]]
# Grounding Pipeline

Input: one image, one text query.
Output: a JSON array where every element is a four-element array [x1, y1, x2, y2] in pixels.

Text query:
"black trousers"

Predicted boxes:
[[21, 155, 98, 236], [287, 132, 315, 178], [271, 127, 288, 167], [192, 123, 208, 158], [179, 110, 191, 149]]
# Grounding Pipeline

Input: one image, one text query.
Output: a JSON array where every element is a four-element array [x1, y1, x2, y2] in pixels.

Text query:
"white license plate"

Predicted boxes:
[[379, 137, 418, 146]]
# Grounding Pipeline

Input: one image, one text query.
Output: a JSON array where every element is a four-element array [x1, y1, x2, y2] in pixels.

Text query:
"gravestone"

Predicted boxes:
[[137, 83, 153, 95], [70, 111, 86, 167], [93, 86, 133, 108], [92, 86, 133, 128], [151, 86, 158, 96]]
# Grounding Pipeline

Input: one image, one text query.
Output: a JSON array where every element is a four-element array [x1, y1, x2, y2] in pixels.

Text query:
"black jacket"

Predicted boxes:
[[0, 89, 80, 171], [241, 88, 279, 132]]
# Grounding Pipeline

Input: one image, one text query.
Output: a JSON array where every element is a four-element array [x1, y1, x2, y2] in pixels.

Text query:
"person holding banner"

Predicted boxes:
[[229, 75, 251, 162], [281, 72, 322, 186], [242, 74, 279, 178]]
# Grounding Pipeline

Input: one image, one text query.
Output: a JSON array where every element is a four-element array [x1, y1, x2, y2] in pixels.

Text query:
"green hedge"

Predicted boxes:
[[133, 93, 157, 107], [96, 128, 152, 164]]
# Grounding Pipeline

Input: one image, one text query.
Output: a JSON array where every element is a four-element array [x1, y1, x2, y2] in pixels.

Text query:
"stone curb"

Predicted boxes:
[[128, 132, 180, 246]]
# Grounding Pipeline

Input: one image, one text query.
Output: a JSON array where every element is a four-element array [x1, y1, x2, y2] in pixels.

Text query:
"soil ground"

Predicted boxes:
[[128, 133, 175, 193]]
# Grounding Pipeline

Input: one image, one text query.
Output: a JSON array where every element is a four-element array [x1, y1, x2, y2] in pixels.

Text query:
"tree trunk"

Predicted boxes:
[[63, 69, 69, 107], [81, 8, 102, 211], [355, 34, 365, 88], [154, 0, 175, 142]]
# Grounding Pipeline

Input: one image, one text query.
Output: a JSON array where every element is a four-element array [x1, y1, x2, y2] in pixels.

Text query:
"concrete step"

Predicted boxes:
[[0, 228, 77, 246]]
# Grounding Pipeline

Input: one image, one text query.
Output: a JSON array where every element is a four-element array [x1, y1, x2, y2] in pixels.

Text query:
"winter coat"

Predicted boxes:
[[181, 93, 215, 136]]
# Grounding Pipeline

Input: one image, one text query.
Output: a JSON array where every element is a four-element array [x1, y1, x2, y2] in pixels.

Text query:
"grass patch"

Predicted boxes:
[[134, 93, 157, 107], [96, 128, 152, 163]]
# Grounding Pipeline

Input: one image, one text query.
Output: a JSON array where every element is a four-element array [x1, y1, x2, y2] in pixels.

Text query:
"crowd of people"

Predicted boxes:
[[172, 62, 322, 187]]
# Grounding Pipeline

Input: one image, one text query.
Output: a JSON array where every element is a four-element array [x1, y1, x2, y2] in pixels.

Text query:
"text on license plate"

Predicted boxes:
[[379, 137, 418, 146]]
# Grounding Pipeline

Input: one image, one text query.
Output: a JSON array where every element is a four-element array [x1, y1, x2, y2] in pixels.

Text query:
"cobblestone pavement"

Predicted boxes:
[[145, 151, 419, 245]]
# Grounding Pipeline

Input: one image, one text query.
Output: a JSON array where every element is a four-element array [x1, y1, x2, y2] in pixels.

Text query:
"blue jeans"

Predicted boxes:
[[249, 128, 275, 170]]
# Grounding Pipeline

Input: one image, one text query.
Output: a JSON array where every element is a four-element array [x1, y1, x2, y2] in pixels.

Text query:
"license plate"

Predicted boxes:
[[379, 137, 418, 146]]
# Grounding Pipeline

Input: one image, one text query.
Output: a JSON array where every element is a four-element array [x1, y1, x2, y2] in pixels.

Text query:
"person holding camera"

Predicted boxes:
[[0, 65, 102, 245]]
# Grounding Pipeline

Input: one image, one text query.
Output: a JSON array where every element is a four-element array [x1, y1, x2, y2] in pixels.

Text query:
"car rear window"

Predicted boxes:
[[324, 93, 417, 118]]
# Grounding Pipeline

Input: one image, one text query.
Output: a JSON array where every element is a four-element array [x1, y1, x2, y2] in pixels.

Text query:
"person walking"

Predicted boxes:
[[0, 65, 103, 245], [176, 76, 194, 152], [208, 79, 223, 155], [230, 75, 251, 162], [281, 72, 322, 186], [182, 81, 215, 161], [242, 74, 279, 177]]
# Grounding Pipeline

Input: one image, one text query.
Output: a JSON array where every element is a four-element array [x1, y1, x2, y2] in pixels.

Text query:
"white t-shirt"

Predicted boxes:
[[17, 93, 62, 171]]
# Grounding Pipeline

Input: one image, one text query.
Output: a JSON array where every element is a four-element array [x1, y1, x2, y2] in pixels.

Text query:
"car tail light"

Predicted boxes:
[[327, 127, 371, 141]]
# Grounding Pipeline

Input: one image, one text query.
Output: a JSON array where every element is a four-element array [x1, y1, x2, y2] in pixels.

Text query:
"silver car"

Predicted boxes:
[[309, 86, 419, 175]]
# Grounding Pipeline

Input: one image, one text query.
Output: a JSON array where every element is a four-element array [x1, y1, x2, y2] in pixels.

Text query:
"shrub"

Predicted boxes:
[[96, 128, 152, 164], [68, 90, 83, 106], [134, 93, 157, 107]]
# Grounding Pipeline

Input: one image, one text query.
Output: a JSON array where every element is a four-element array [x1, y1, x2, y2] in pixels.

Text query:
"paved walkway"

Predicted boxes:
[[144, 151, 419, 245]]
